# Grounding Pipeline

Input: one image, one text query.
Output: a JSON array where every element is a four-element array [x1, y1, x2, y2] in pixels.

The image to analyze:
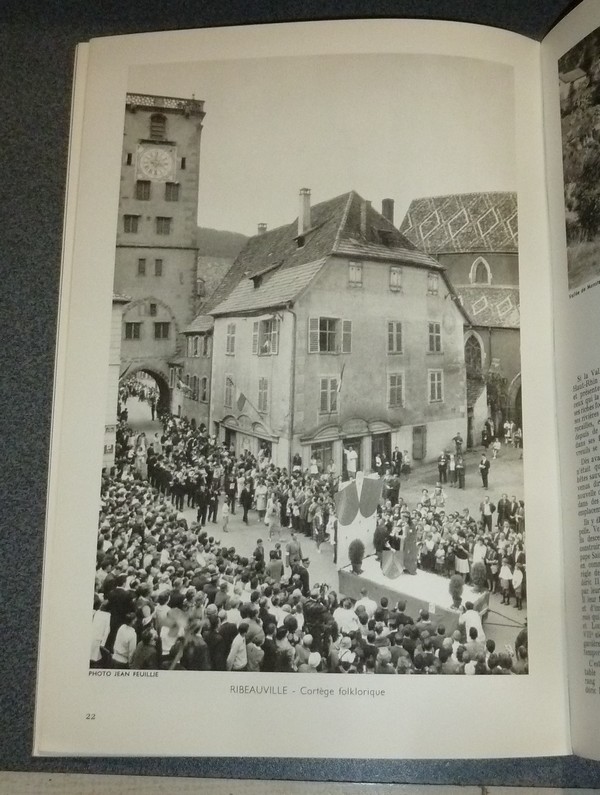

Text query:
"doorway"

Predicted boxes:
[[342, 436, 362, 479], [412, 425, 427, 461]]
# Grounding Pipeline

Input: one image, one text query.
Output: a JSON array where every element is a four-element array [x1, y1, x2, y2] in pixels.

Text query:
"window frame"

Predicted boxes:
[[137, 258, 146, 276], [253, 318, 280, 356], [200, 376, 209, 403], [387, 320, 403, 354], [124, 322, 141, 340], [123, 214, 139, 234], [150, 113, 167, 140], [165, 182, 180, 202], [154, 258, 163, 277], [154, 321, 170, 340], [319, 376, 339, 414], [308, 317, 352, 354], [258, 377, 269, 413], [428, 321, 442, 354], [135, 180, 151, 201], [348, 262, 363, 288], [155, 216, 172, 235], [388, 372, 405, 407], [427, 271, 439, 296], [428, 369, 444, 403], [224, 375, 234, 409], [226, 323, 236, 355], [389, 266, 403, 291]]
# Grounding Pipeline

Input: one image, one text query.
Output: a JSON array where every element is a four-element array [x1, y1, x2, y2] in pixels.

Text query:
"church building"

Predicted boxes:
[[400, 192, 520, 447]]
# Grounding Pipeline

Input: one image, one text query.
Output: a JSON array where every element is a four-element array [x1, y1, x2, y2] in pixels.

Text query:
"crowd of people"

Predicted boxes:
[[91, 389, 527, 675]]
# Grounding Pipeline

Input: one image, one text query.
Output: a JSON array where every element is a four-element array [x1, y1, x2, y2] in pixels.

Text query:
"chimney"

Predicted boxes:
[[257, 223, 267, 235], [298, 188, 311, 236], [360, 199, 371, 238], [382, 198, 395, 225]]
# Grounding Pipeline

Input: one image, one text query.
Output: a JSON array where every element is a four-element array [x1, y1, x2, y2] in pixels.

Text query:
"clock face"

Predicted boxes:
[[137, 147, 174, 181]]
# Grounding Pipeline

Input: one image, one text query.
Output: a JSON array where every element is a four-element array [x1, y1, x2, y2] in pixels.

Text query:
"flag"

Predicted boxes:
[[237, 392, 247, 412], [177, 377, 192, 395], [337, 362, 345, 393]]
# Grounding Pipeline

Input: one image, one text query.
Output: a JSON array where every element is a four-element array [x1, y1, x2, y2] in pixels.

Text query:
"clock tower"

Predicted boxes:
[[113, 93, 205, 408]]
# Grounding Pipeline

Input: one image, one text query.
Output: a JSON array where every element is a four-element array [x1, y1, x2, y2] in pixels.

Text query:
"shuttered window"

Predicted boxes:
[[258, 377, 269, 413], [387, 321, 402, 353], [308, 317, 351, 353], [252, 319, 279, 355]]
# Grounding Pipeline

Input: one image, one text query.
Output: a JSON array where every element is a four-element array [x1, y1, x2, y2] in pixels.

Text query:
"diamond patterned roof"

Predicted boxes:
[[456, 285, 520, 328], [400, 192, 518, 254]]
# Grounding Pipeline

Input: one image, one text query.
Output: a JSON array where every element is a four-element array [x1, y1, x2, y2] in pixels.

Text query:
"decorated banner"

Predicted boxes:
[[334, 472, 383, 570]]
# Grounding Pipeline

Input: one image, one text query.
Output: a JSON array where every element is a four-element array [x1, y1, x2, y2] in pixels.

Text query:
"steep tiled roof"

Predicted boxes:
[[207, 191, 441, 317], [211, 260, 326, 316], [400, 192, 518, 254], [455, 285, 520, 328], [184, 315, 214, 334]]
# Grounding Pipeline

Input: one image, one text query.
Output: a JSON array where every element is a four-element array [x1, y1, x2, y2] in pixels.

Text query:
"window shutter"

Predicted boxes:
[[342, 320, 352, 353], [309, 317, 319, 353], [271, 320, 279, 354], [319, 378, 328, 412], [330, 378, 338, 412], [387, 321, 394, 353], [252, 321, 259, 354]]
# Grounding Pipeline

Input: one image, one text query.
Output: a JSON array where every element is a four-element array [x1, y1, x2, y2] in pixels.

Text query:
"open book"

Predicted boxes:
[[33, 0, 600, 760]]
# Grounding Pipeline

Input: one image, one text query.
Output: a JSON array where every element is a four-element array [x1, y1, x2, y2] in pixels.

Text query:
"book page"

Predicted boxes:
[[542, 0, 600, 762], [35, 19, 569, 758]]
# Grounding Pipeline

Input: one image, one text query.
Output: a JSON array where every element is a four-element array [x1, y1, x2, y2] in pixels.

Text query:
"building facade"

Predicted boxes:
[[103, 295, 129, 469], [208, 190, 469, 471], [113, 93, 205, 409], [400, 192, 520, 447]]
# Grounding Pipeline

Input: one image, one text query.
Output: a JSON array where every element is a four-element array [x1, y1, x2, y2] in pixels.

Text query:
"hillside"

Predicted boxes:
[[196, 226, 247, 258]]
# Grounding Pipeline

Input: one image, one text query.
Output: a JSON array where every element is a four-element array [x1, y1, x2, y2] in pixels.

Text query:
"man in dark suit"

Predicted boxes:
[[478, 453, 491, 488], [391, 447, 403, 476], [497, 493, 512, 527], [224, 474, 237, 514], [292, 557, 311, 596], [260, 623, 278, 672]]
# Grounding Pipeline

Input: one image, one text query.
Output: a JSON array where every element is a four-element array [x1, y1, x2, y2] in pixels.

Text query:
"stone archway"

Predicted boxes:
[[122, 365, 171, 414]]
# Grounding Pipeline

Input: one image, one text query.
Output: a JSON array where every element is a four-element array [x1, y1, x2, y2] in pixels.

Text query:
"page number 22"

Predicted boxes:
[[85, 713, 96, 720]]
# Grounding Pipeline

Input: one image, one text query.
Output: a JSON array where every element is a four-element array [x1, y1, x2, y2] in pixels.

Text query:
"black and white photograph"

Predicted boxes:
[[559, 24, 600, 292], [91, 53, 527, 677]]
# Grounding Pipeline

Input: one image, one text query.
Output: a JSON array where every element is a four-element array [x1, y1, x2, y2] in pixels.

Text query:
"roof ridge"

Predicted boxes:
[[332, 191, 356, 252]]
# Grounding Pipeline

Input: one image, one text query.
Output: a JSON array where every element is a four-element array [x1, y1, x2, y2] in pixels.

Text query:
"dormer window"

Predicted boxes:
[[378, 229, 394, 246]]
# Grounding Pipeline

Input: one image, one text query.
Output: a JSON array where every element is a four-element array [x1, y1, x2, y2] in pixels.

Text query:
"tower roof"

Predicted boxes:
[[126, 92, 205, 117]]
